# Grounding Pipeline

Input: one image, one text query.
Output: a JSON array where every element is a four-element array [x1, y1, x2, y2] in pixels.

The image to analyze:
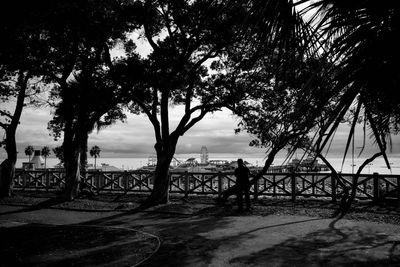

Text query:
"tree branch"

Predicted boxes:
[[103, 42, 114, 71], [160, 90, 169, 143], [0, 121, 8, 129], [144, 23, 160, 53], [160, 5, 177, 49], [178, 101, 227, 135], [191, 47, 221, 72], [130, 94, 161, 143], [152, 87, 158, 116], [0, 110, 13, 119], [181, 109, 208, 135]]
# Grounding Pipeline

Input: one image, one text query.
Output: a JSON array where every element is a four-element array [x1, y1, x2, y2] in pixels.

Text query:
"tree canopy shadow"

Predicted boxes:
[[0, 223, 159, 267], [229, 218, 400, 267], [0, 197, 68, 216]]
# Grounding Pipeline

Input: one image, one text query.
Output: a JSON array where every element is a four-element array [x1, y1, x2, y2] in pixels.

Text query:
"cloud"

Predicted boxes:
[[2, 104, 400, 160]]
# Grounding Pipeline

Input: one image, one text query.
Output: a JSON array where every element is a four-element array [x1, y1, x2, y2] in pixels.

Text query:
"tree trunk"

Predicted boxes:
[[0, 159, 15, 198], [80, 135, 88, 172], [339, 152, 382, 216], [0, 134, 17, 198], [145, 155, 173, 206], [64, 148, 81, 201], [0, 72, 27, 198], [317, 153, 349, 216]]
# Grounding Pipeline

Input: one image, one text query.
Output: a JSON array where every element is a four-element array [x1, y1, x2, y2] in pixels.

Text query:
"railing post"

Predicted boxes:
[[273, 174, 276, 196], [291, 173, 296, 202], [22, 169, 27, 189], [46, 169, 50, 191], [96, 171, 100, 194], [373, 172, 380, 202], [253, 177, 258, 200], [397, 176, 400, 202], [331, 172, 337, 202], [124, 171, 129, 192], [166, 172, 171, 203], [185, 171, 189, 195], [218, 172, 223, 198]]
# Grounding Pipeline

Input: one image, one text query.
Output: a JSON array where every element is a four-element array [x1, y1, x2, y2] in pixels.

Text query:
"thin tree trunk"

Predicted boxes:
[[340, 152, 383, 216], [317, 153, 349, 216], [0, 134, 17, 197], [0, 71, 28, 198], [0, 159, 15, 197]]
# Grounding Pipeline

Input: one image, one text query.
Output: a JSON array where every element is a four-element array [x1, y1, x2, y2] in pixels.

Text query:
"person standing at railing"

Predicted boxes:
[[235, 158, 251, 212]]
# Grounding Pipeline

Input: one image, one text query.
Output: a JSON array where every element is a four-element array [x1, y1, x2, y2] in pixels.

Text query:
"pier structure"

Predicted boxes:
[[200, 146, 209, 164]]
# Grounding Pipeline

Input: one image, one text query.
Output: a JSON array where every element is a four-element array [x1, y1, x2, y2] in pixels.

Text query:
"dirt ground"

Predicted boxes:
[[1, 192, 400, 266]]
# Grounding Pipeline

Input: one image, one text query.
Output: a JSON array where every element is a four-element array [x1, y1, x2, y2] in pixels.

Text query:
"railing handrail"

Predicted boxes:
[[13, 169, 400, 202], [14, 168, 400, 177]]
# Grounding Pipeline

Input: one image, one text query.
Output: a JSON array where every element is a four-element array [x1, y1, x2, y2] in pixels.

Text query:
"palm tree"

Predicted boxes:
[[41, 146, 51, 169], [24, 146, 34, 162], [89, 146, 101, 170], [301, 0, 399, 156], [298, 1, 399, 214]]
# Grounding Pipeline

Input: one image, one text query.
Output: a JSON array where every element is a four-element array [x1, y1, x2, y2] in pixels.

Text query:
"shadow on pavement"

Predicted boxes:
[[229, 219, 400, 267], [0, 223, 158, 267], [0, 197, 68, 216]]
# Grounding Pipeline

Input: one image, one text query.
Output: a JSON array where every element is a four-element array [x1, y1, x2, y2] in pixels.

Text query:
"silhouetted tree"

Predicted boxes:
[[0, 71, 31, 197], [300, 1, 400, 215], [0, 0, 71, 197], [89, 145, 101, 170], [120, 0, 303, 205], [219, 53, 337, 201], [41, 146, 51, 169], [44, 0, 137, 200], [24, 146, 35, 162]]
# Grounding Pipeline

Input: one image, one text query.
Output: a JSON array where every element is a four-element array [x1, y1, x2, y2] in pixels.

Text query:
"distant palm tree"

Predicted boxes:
[[41, 146, 51, 169], [24, 146, 34, 162], [89, 146, 101, 170]]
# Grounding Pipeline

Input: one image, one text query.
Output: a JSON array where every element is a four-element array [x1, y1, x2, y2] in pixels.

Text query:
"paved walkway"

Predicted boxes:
[[1, 204, 400, 266]]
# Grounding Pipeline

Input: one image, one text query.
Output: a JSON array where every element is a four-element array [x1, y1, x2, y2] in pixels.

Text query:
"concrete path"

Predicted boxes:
[[1, 204, 400, 266]]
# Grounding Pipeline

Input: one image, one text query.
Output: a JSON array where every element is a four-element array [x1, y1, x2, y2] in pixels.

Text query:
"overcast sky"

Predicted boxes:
[[2, 102, 400, 159]]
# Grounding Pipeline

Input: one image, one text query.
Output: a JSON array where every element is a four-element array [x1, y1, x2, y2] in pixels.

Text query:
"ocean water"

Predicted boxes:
[[13, 153, 400, 175]]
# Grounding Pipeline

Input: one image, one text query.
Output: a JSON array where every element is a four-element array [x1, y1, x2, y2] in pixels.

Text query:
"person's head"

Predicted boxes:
[[237, 158, 244, 166]]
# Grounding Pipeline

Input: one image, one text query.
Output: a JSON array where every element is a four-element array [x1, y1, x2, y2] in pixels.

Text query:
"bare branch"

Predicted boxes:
[[181, 109, 208, 135], [131, 94, 162, 143]]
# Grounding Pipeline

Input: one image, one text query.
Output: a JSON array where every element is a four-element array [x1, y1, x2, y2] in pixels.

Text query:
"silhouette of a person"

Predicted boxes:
[[235, 158, 251, 211]]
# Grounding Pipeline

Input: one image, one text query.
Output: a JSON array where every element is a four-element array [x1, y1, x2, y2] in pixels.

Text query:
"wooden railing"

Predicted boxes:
[[13, 169, 400, 202]]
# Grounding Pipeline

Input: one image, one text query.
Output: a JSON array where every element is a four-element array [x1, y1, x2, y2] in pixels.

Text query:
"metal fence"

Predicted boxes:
[[13, 169, 400, 202]]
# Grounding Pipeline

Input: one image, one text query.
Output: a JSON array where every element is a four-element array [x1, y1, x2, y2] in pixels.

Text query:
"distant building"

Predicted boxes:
[[31, 150, 44, 168], [200, 146, 208, 164], [22, 150, 44, 170]]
